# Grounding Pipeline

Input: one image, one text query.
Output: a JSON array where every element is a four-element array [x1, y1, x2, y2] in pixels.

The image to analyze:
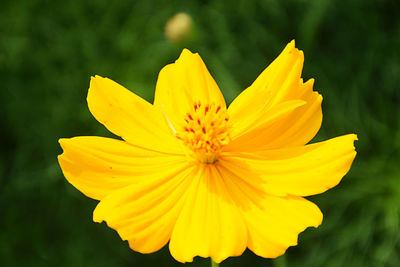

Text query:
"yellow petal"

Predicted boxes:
[[262, 79, 322, 149], [227, 41, 323, 151], [228, 41, 303, 128], [87, 75, 182, 153], [93, 162, 196, 254], [200, 163, 321, 259], [58, 136, 187, 200], [169, 164, 247, 263], [93, 164, 196, 253], [154, 49, 226, 126], [227, 99, 306, 145], [242, 195, 322, 258], [221, 134, 357, 197]]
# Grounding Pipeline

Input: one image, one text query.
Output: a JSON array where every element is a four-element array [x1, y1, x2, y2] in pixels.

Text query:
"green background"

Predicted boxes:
[[1, 0, 399, 266]]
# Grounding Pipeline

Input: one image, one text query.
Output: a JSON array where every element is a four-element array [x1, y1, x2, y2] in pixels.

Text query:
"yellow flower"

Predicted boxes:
[[58, 41, 357, 263]]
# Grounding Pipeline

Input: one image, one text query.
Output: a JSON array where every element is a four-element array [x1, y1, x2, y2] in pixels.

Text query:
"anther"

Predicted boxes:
[[176, 102, 231, 164]]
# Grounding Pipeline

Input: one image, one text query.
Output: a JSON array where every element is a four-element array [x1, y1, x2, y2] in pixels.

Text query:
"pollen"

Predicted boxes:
[[176, 102, 231, 163]]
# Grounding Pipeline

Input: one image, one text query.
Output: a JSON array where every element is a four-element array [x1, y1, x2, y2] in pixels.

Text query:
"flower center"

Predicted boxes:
[[176, 102, 231, 164]]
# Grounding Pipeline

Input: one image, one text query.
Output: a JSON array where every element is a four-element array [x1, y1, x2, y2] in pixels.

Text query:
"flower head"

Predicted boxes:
[[58, 41, 357, 263]]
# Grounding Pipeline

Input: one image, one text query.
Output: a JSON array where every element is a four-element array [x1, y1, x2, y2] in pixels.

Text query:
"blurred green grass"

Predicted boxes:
[[0, 0, 399, 266]]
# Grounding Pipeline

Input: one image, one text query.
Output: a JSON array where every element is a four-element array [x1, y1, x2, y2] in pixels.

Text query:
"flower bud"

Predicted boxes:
[[165, 12, 193, 44]]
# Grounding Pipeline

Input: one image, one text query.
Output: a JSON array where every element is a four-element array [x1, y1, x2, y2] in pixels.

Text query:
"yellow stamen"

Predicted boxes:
[[176, 102, 231, 163]]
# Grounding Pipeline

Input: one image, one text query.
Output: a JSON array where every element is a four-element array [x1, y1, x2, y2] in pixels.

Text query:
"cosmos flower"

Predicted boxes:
[[58, 41, 357, 263]]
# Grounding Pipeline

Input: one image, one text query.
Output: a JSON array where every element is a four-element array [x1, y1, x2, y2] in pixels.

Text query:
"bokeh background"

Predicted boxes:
[[1, 0, 399, 266]]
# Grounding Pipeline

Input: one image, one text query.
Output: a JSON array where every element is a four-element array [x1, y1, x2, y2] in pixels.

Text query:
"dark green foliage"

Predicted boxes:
[[0, 0, 399, 266]]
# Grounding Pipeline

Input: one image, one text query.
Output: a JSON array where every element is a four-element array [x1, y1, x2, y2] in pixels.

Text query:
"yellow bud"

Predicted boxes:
[[165, 12, 193, 44]]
